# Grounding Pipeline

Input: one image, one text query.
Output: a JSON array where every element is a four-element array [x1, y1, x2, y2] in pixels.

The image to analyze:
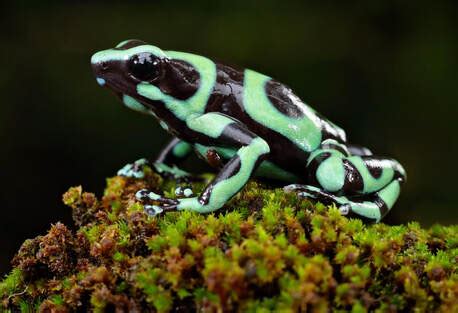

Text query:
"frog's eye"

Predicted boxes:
[[128, 53, 162, 82]]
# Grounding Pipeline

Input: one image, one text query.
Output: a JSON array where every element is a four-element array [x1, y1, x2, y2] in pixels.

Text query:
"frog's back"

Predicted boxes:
[[211, 65, 346, 149], [204, 63, 346, 172]]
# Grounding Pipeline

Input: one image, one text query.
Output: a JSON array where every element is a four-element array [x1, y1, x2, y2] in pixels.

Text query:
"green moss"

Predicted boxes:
[[0, 268, 23, 297], [1, 170, 457, 312]]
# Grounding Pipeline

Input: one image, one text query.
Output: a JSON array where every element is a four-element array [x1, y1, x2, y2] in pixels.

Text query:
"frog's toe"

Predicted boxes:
[[284, 184, 339, 204], [144, 205, 164, 216], [118, 158, 149, 178], [136, 188, 179, 207], [174, 186, 194, 197]]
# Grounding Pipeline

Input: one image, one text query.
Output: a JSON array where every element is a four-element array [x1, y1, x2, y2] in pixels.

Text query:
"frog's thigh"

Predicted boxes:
[[309, 152, 406, 195]]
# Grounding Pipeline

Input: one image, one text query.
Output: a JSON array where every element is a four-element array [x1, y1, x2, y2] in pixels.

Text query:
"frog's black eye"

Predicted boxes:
[[128, 53, 162, 82]]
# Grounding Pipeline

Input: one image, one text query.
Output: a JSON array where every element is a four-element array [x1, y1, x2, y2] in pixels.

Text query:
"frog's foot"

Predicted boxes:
[[174, 186, 195, 198], [135, 189, 179, 216], [117, 158, 149, 179], [284, 179, 402, 223], [284, 184, 342, 205], [153, 162, 202, 183]]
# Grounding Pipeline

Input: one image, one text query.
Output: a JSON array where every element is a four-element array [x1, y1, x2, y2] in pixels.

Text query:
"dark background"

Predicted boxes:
[[1, 1, 457, 274]]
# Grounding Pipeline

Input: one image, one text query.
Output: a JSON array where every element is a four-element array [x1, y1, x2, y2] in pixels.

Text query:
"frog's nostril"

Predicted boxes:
[[96, 77, 106, 86], [101, 61, 109, 71]]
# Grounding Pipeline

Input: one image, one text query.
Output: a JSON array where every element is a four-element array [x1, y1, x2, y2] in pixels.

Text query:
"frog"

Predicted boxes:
[[91, 39, 406, 223]]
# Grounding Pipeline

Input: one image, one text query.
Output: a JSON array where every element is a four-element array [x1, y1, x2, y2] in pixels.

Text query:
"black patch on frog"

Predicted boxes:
[[342, 159, 364, 194], [158, 59, 200, 100], [364, 157, 383, 179], [265, 79, 347, 144], [114, 39, 147, 50], [199, 155, 242, 205], [315, 112, 347, 143], [306, 152, 331, 186], [265, 79, 305, 118], [218, 122, 258, 148], [206, 63, 245, 116]]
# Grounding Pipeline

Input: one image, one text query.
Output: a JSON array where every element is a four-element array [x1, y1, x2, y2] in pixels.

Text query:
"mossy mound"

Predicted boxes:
[[1, 169, 457, 312]]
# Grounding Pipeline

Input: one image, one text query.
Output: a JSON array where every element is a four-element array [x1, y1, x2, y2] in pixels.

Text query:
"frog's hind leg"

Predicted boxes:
[[285, 139, 406, 222], [284, 177, 403, 223], [306, 140, 406, 196]]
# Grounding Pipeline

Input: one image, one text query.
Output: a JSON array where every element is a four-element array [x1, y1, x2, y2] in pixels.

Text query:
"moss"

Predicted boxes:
[[1, 169, 457, 312]]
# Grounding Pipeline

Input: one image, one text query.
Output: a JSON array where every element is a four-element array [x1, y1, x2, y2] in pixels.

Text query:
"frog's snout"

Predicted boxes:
[[91, 57, 109, 87], [95, 77, 106, 86], [91, 49, 118, 87]]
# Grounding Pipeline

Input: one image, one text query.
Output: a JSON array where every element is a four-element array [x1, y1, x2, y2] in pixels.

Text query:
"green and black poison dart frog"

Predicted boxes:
[[91, 39, 406, 223]]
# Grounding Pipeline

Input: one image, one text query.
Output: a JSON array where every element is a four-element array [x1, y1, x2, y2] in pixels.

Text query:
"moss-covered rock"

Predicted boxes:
[[1, 169, 457, 312]]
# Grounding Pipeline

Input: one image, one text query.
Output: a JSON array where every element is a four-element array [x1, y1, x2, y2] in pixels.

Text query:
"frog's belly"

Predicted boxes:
[[194, 143, 300, 183]]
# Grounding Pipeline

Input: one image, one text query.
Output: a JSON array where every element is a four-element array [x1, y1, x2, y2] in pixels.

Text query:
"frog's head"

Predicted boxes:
[[91, 39, 171, 114]]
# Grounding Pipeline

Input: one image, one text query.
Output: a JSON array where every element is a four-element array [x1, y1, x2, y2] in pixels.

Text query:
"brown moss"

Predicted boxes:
[[1, 169, 457, 312]]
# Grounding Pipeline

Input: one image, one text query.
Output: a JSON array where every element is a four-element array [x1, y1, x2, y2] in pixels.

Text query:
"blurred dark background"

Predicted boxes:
[[1, 0, 457, 274]]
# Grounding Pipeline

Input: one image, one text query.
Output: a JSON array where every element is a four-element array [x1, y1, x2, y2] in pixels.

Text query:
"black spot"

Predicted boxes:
[[219, 122, 257, 147], [362, 157, 385, 179], [343, 159, 364, 194], [159, 59, 200, 100], [265, 79, 305, 118]]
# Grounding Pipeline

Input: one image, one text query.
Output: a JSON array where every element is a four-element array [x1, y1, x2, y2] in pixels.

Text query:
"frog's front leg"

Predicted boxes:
[[118, 137, 193, 179], [136, 113, 270, 215]]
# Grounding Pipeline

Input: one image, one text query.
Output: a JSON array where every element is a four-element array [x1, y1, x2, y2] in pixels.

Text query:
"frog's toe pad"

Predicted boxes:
[[175, 186, 194, 197], [118, 158, 148, 178], [135, 189, 161, 201], [144, 205, 164, 216]]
